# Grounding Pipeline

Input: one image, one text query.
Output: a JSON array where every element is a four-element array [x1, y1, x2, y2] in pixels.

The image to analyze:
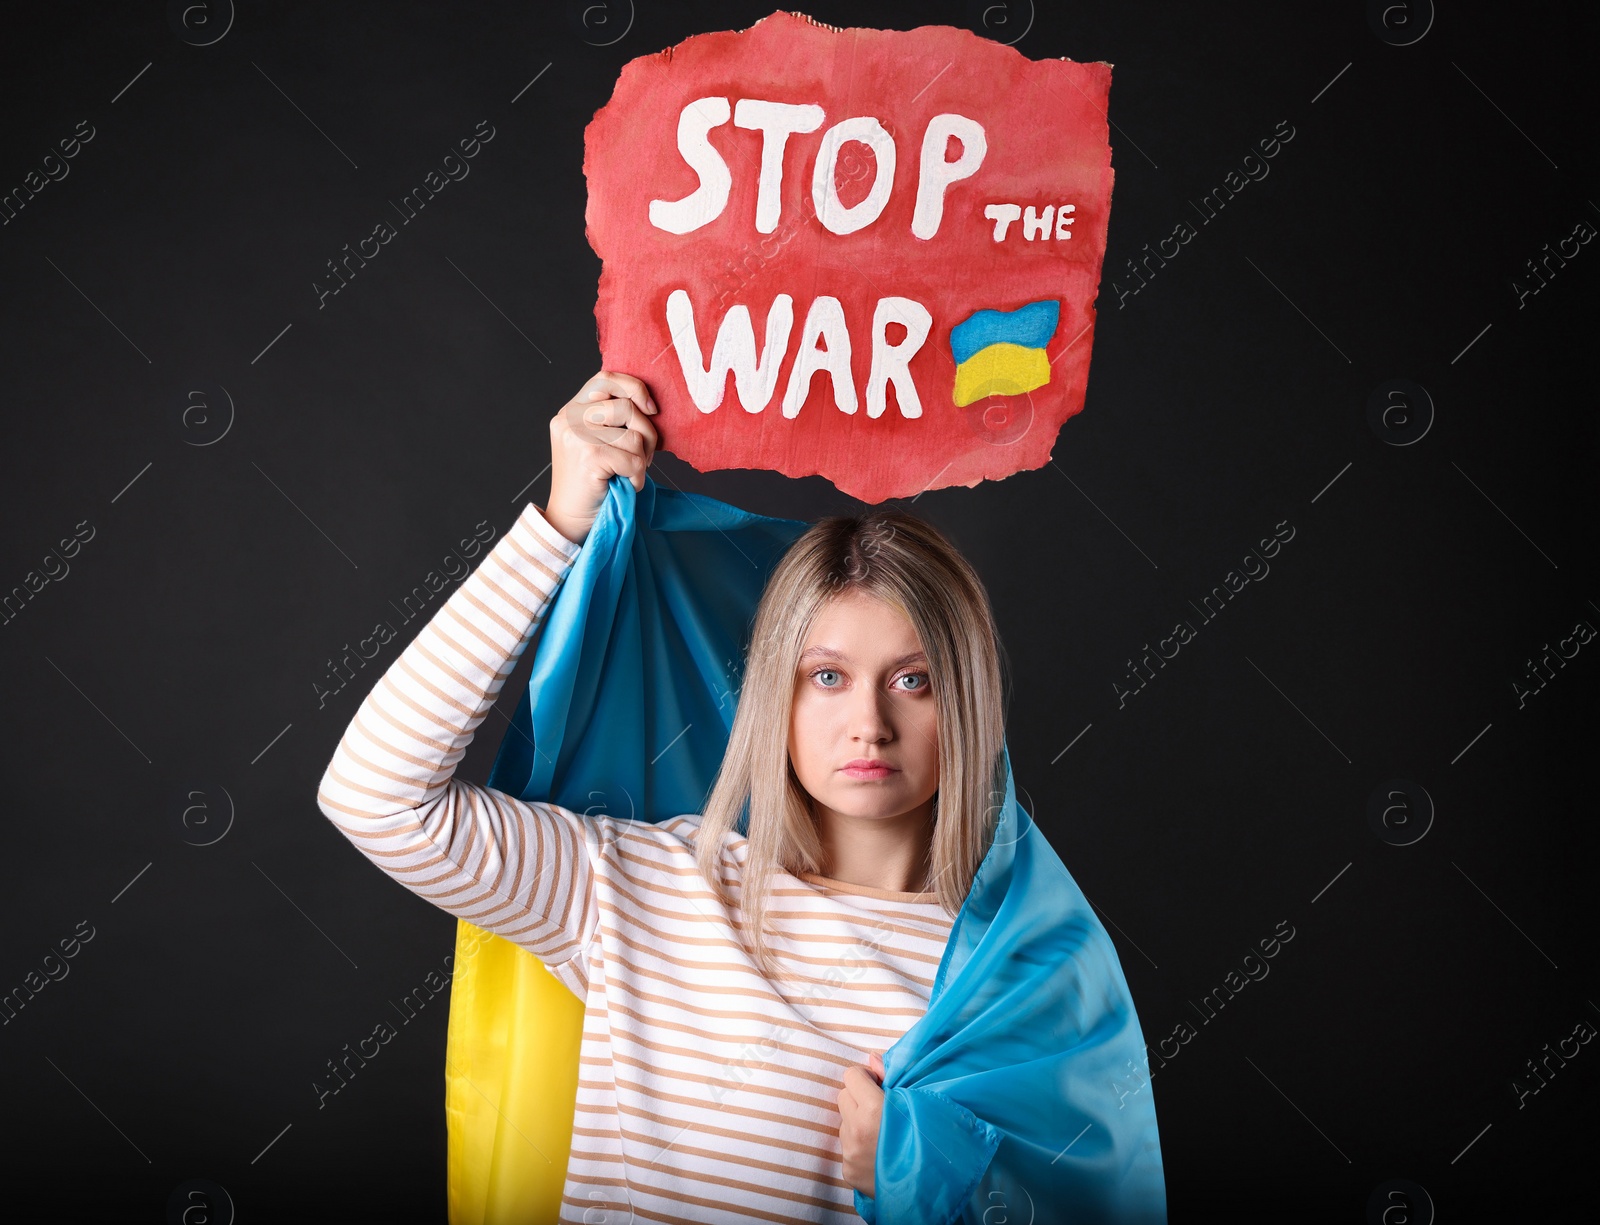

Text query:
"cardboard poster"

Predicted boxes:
[[584, 10, 1114, 502]]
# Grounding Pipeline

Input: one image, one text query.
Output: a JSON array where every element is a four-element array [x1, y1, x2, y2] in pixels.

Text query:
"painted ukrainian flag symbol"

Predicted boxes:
[[949, 299, 1061, 407]]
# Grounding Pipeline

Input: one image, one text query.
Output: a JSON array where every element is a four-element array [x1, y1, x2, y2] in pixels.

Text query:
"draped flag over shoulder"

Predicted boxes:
[[444, 472, 1167, 1225]]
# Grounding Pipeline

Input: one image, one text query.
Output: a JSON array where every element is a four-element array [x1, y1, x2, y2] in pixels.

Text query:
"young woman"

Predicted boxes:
[[316, 371, 1008, 1223]]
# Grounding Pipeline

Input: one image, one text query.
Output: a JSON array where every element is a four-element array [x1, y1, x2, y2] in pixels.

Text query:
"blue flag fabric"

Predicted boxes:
[[485, 472, 1167, 1225]]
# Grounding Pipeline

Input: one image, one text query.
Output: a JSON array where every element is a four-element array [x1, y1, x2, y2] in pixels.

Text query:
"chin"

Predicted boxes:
[[828, 790, 914, 819]]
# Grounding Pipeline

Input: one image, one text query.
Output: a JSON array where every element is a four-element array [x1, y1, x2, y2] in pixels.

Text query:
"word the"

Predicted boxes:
[[314, 946, 465, 1108], [1114, 519, 1296, 708], [315, 518, 497, 709], [0, 919, 96, 1027], [1512, 219, 1595, 309], [651, 98, 985, 239], [1511, 1015, 1594, 1109], [1114, 918, 1296, 1107], [1111, 119, 1295, 308], [1512, 617, 1594, 709], [2, 518, 95, 628], [314, 120, 496, 309], [984, 202, 1075, 242], [1, 120, 96, 226]]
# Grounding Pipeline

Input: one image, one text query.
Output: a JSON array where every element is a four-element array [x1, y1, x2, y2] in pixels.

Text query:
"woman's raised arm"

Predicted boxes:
[[315, 371, 657, 998], [314, 499, 604, 997]]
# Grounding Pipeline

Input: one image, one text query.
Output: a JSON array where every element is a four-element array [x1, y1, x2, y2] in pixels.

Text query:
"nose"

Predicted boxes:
[[848, 684, 894, 744]]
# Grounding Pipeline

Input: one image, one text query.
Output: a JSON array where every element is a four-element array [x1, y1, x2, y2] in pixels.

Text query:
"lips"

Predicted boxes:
[[840, 760, 898, 778]]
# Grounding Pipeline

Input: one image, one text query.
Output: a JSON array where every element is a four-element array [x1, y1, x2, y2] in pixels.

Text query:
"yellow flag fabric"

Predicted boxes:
[[445, 920, 584, 1225], [951, 342, 1053, 407]]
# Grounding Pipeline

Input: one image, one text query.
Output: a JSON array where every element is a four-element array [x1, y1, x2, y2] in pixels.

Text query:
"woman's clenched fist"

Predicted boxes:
[[544, 370, 660, 546]]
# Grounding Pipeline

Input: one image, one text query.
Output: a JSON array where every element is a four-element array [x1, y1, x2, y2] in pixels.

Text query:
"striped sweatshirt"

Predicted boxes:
[[316, 500, 956, 1224]]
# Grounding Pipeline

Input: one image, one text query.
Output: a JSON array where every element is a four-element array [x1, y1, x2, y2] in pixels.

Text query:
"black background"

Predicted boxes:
[[1, 2, 1594, 1221]]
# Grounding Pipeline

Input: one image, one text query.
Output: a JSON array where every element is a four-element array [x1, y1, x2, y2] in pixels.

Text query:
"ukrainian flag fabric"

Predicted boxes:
[[949, 299, 1061, 406]]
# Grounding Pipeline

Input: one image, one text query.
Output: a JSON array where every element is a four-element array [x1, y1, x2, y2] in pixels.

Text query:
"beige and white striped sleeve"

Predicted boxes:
[[315, 502, 608, 983]]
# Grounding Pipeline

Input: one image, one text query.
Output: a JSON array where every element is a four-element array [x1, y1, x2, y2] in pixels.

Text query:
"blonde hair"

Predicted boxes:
[[693, 507, 1010, 981]]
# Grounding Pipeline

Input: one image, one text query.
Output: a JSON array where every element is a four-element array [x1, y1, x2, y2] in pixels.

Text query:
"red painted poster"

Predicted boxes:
[[584, 10, 1114, 503]]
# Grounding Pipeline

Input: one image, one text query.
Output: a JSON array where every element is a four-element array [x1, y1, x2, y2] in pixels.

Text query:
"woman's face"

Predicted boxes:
[[788, 589, 940, 826]]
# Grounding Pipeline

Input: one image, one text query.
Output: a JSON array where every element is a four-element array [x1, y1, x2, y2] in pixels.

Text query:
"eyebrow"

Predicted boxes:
[[798, 647, 927, 666]]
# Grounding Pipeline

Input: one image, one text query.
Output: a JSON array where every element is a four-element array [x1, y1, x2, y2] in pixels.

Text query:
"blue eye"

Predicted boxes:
[[813, 668, 841, 687], [898, 672, 930, 691]]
